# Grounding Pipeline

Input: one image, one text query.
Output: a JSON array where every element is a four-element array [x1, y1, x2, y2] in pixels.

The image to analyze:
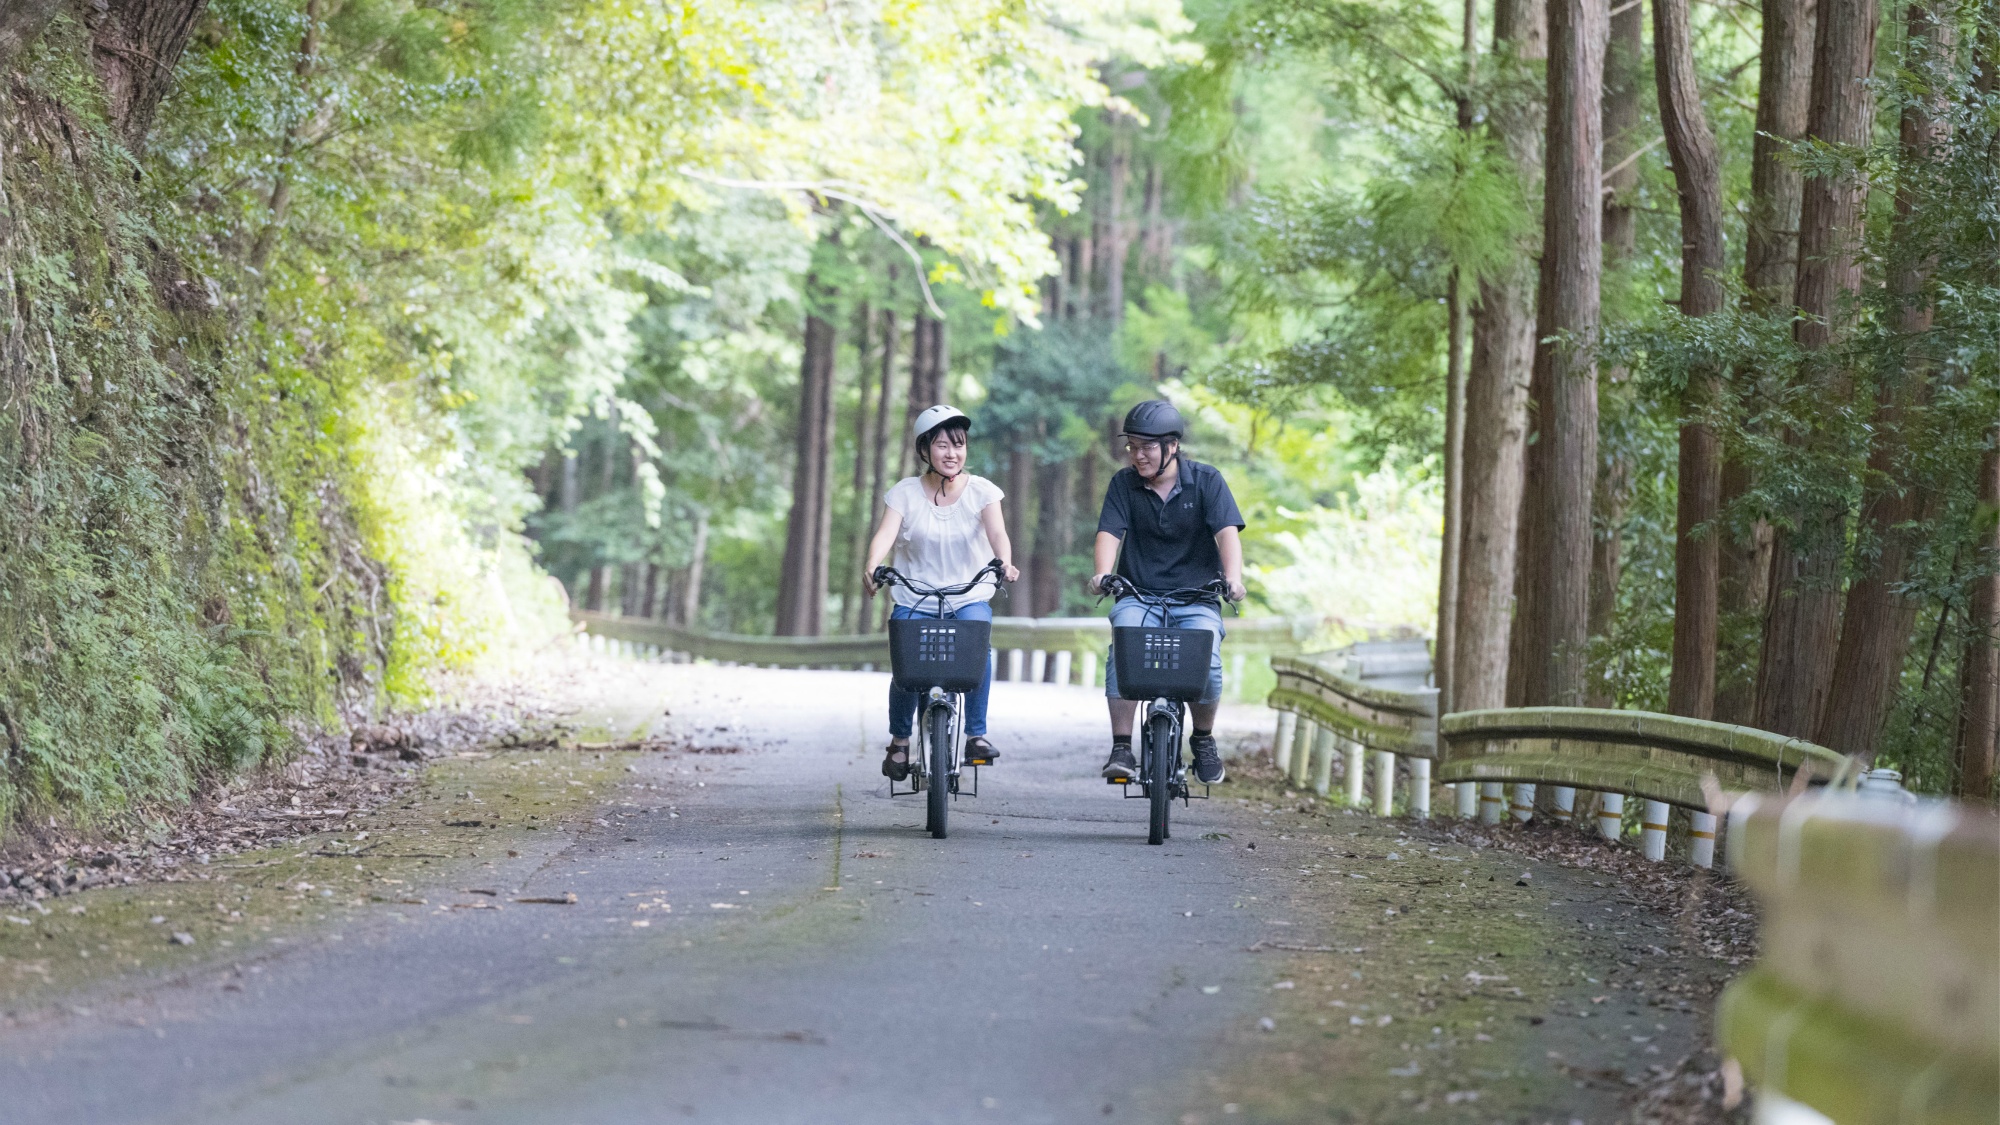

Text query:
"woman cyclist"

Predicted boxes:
[[862, 406, 1020, 781]]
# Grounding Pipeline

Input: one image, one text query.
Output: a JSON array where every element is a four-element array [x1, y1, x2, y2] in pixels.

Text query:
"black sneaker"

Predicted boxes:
[[964, 736, 999, 765], [1101, 744, 1138, 781], [1190, 734, 1226, 784]]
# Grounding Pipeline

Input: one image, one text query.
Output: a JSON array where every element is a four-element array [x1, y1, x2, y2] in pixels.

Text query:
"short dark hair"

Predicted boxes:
[[916, 417, 970, 462]]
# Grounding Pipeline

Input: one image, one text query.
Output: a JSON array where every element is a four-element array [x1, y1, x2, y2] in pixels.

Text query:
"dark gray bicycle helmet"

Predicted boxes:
[[1121, 400, 1187, 441]]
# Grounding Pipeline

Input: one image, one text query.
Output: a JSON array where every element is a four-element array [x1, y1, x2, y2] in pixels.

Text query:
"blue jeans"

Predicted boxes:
[[888, 601, 993, 738], [1103, 598, 1226, 705]]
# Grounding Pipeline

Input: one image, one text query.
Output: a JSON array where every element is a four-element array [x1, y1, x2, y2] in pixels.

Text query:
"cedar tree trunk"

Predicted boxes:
[[1815, 1, 1953, 759], [1516, 0, 1607, 708], [1452, 0, 1546, 714], [1655, 0, 1727, 719], [776, 295, 838, 637], [1754, 0, 1880, 737]]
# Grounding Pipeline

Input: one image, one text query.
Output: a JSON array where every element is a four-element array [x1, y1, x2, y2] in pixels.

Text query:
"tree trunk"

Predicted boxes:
[[585, 566, 606, 613], [1717, 0, 1815, 723], [1103, 122, 1130, 322], [1815, 0, 1953, 760], [1743, 0, 1819, 312], [864, 303, 898, 633], [1453, 0, 1545, 714], [1147, 166, 1164, 277], [1073, 231, 1094, 322], [1033, 456, 1072, 617], [776, 288, 839, 636], [1516, 0, 1606, 708], [1601, 0, 1644, 263], [1754, 0, 1880, 737], [640, 564, 659, 619], [1958, 434, 2000, 801], [1655, 0, 1726, 720], [1586, 455, 1629, 706], [1009, 445, 1037, 611], [842, 302, 875, 633], [89, 0, 212, 146], [1436, 0, 1480, 714], [682, 509, 709, 628], [1437, 271, 1468, 713], [1583, 0, 1642, 706]]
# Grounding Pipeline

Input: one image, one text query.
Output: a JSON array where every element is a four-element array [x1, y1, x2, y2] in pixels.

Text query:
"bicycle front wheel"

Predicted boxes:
[[1146, 710, 1176, 845], [926, 704, 952, 839]]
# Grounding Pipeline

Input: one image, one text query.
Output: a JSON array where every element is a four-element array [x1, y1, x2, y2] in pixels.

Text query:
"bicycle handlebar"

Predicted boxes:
[[873, 558, 1007, 601], [1098, 574, 1236, 607]]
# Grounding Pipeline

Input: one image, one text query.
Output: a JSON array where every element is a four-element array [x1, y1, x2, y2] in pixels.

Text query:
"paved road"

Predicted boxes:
[[3, 666, 1299, 1125]]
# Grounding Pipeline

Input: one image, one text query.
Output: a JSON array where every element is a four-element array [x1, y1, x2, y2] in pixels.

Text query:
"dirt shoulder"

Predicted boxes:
[[0, 653, 712, 1021], [1196, 760, 1752, 1125]]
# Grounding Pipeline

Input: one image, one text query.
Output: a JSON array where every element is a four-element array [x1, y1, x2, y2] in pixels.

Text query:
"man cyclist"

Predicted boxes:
[[1089, 400, 1247, 785]]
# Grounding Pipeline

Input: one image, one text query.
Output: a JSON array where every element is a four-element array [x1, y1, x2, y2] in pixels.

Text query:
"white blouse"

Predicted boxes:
[[884, 474, 1005, 612]]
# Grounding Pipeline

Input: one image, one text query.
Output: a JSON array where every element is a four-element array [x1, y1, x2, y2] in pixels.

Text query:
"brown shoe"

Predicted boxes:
[[881, 742, 911, 781]]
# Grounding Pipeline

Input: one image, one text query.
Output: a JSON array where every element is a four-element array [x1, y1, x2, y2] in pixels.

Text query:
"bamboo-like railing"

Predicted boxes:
[[1716, 793, 1998, 1125]]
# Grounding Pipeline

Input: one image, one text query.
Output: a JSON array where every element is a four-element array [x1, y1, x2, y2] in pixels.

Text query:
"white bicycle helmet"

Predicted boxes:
[[911, 404, 970, 442]]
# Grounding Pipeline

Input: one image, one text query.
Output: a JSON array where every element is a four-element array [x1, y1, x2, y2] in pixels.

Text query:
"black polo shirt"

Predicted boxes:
[[1097, 456, 1246, 599]]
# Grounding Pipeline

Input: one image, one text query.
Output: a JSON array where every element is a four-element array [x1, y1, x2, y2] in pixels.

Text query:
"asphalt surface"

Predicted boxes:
[[1, 665, 1298, 1125]]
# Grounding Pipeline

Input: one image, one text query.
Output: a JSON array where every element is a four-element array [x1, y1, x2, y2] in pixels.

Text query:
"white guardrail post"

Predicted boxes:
[[1596, 792, 1625, 841], [1345, 741, 1366, 807], [1456, 781, 1477, 818], [1371, 751, 1395, 816], [1641, 799, 1670, 861], [1409, 757, 1430, 819], [1510, 782, 1536, 823], [1311, 726, 1336, 796], [1288, 720, 1314, 788], [1272, 710, 1296, 773]]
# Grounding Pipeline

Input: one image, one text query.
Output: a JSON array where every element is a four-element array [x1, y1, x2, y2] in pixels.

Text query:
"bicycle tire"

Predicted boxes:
[[1146, 710, 1176, 845], [927, 704, 952, 839]]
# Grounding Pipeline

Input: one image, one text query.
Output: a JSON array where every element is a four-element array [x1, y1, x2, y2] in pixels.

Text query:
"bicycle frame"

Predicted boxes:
[[887, 687, 979, 801]]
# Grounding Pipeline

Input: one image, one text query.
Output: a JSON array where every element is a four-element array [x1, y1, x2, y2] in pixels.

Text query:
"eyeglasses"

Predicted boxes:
[[1123, 440, 1166, 455]]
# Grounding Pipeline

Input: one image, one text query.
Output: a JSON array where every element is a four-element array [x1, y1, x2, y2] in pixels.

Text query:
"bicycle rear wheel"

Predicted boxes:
[[1146, 710, 1176, 845], [926, 704, 952, 839]]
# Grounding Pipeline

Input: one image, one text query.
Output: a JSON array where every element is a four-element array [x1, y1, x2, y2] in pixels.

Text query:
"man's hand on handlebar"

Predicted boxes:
[[1224, 577, 1247, 603]]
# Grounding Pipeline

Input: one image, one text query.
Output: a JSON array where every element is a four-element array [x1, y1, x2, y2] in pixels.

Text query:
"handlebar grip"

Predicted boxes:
[[871, 566, 895, 586]]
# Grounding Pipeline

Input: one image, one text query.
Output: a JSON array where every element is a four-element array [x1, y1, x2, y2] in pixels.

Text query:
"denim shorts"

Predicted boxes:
[[1103, 598, 1225, 705]]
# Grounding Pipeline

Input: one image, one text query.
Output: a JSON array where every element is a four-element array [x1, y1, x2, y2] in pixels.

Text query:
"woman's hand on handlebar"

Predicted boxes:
[[866, 565, 896, 596], [993, 559, 1020, 584]]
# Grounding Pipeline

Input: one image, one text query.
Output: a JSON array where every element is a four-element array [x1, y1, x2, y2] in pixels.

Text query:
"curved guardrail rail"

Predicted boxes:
[[572, 610, 1320, 698], [1717, 793, 1998, 1125], [1434, 706, 1847, 863], [1437, 707, 1847, 811], [1257, 649, 1860, 865], [1266, 642, 1437, 816]]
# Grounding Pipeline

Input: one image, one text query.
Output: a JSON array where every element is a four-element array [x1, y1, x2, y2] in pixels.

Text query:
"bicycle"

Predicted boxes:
[[872, 559, 1007, 840], [1099, 575, 1236, 845]]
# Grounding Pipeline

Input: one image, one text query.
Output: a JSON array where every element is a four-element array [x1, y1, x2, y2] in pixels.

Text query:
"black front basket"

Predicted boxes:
[[888, 617, 991, 694], [1111, 625, 1214, 702]]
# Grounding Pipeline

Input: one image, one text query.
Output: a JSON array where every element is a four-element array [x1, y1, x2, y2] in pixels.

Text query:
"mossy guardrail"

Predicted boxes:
[[1267, 641, 1438, 816], [572, 610, 1319, 697], [1261, 650, 1855, 866], [1716, 793, 1998, 1125]]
